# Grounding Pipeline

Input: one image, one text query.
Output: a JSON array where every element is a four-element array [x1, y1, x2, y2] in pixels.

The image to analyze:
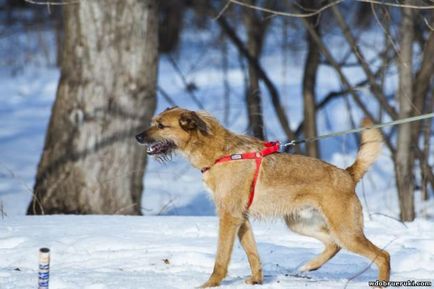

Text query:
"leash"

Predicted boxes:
[[281, 112, 434, 148]]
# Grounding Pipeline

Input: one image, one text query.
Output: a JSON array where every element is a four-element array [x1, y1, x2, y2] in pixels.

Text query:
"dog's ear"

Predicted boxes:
[[179, 111, 208, 134]]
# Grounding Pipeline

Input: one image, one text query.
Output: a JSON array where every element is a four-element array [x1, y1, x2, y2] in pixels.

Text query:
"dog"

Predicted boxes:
[[135, 107, 390, 288]]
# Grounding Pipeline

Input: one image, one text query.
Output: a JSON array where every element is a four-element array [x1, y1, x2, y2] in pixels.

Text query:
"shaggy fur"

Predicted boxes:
[[135, 107, 390, 288]]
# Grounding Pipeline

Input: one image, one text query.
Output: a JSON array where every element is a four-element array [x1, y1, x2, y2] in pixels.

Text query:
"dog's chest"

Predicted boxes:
[[202, 174, 223, 202], [202, 178, 215, 196], [201, 171, 242, 207]]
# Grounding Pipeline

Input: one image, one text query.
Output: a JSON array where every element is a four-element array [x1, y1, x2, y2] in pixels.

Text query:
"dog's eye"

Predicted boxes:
[[158, 123, 165, 129]]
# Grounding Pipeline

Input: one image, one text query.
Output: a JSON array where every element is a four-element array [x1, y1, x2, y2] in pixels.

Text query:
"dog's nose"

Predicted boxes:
[[135, 133, 145, 144]]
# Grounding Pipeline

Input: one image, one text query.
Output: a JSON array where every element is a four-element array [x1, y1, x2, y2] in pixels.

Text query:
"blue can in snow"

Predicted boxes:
[[38, 248, 50, 289]]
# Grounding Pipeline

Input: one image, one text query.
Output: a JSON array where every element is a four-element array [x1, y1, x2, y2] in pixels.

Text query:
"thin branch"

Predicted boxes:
[[370, 3, 401, 65], [167, 55, 204, 109], [228, 0, 434, 22], [221, 39, 231, 126], [0, 201, 6, 219], [357, 0, 434, 9], [422, 16, 434, 31], [24, 0, 79, 5], [370, 212, 408, 228], [0, 162, 45, 215], [331, 5, 399, 119], [229, 0, 344, 18], [295, 78, 370, 136], [213, 1, 232, 20]]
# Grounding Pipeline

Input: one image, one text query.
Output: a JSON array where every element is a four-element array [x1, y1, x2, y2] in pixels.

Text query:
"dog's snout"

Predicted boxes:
[[135, 133, 146, 144]]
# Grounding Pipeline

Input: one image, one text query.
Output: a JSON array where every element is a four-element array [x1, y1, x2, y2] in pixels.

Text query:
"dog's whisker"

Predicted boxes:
[[152, 147, 175, 164]]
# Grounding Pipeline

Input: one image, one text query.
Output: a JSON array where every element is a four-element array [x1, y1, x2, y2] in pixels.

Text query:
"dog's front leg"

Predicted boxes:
[[200, 212, 242, 288], [238, 219, 263, 285]]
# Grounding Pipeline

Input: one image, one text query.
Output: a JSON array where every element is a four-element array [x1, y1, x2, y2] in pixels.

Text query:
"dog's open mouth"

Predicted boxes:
[[145, 140, 176, 156]]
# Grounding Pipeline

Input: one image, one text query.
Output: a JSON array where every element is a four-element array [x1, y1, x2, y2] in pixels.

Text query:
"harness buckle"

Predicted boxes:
[[230, 154, 242, 160], [279, 140, 295, 152]]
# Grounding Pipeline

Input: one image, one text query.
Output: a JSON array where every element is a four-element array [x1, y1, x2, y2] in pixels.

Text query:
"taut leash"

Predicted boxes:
[[281, 112, 434, 148]]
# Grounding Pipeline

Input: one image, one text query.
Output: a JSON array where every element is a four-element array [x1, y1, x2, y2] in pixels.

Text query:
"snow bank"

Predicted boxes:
[[0, 216, 433, 288]]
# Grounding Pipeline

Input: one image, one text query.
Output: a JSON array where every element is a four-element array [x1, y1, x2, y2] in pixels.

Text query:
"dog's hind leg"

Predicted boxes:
[[321, 195, 390, 281], [238, 218, 263, 284], [284, 211, 340, 272], [299, 239, 340, 272]]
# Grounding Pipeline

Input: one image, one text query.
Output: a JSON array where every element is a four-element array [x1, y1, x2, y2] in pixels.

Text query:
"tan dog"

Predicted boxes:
[[135, 107, 390, 287]]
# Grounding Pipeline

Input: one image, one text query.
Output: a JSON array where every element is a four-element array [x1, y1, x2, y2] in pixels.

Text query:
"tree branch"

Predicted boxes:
[[331, 4, 399, 119], [357, 0, 434, 9], [24, 0, 79, 5], [228, 0, 343, 18], [217, 15, 298, 145], [300, 16, 396, 153], [295, 78, 371, 137]]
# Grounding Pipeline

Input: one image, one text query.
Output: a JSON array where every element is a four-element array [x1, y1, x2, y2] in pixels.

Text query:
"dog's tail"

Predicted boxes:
[[346, 118, 382, 183]]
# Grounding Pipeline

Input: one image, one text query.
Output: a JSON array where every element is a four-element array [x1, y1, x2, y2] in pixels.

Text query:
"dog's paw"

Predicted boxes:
[[199, 280, 220, 288], [299, 263, 320, 272], [244, 276, 263, 285]]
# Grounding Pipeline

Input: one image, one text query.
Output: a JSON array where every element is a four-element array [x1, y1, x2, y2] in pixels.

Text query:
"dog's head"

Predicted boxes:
[[135, 107, 210, 158]]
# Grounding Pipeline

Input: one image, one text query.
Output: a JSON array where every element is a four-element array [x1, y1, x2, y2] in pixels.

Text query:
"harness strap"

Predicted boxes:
[[201, 141, 280, 209]]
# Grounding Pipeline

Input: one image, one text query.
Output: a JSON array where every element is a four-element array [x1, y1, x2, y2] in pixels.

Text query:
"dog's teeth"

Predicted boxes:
[[146, 146, 154, 153]]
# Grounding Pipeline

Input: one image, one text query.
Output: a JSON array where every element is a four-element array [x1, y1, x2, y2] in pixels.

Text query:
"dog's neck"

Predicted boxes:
[[182, 129, 263, 170]]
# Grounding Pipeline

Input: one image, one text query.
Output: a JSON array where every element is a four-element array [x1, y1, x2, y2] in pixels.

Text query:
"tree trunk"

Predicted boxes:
[[411, 30, 434, 201], [244, 0, 266, 139], [302, 0, 320, 158], [420, 92, 433, 201], [395, 5, 415, 222], [27, 0, 158, 215]]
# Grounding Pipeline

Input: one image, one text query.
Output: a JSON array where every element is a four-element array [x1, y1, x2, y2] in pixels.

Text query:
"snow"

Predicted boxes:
[[0, 215, 433, 289]]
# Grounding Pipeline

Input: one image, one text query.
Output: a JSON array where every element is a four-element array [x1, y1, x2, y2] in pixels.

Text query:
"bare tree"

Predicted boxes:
[[395, 4, 415, 221], [302, 0, 320, 158], [411, 30, 434, 201], [243, 0, 270, 139], [27, 0, 159, 215]]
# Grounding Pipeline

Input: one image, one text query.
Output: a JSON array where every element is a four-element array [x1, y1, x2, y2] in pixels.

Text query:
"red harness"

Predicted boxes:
[[201, 141, 280, 209]]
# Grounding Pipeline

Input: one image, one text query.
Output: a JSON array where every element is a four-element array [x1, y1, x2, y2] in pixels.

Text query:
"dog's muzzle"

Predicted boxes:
[[135, 132, 176, 156], [144, 140, 176, 155]]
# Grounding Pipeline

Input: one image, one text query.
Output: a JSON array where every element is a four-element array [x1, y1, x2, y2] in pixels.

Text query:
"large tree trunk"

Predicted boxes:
[[302, 0, 320, 158], [244, 0, 267, 139], [395, 5, 415, 222], [27, 0, 158, 215]]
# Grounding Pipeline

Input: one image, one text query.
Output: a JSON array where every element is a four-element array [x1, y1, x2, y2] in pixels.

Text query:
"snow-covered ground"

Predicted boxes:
[[0, 216, 433, 289]]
